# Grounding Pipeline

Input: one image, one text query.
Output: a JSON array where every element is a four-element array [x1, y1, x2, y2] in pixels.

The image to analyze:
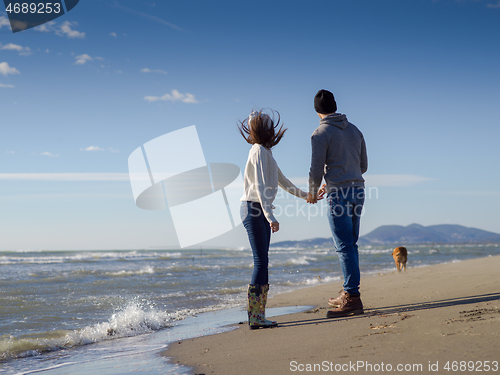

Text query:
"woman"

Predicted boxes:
[[239, 109, 322, 329]]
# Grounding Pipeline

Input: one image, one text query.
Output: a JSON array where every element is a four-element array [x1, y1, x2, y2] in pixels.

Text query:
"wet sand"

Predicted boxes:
[[164, 255, 500, 374]]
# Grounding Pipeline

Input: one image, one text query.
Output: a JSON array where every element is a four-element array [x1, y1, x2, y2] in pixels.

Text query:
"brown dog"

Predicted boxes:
[[392, 247, 407, 272]]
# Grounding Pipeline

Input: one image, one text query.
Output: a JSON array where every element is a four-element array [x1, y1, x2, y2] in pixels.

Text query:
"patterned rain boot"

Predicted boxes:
[[260, 284, 278, 328], [247, 285, 277, 330]]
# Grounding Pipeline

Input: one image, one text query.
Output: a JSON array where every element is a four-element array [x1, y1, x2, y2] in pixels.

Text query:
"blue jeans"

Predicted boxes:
[[242, 201, 271, 285], [327, 187, 365, 295]]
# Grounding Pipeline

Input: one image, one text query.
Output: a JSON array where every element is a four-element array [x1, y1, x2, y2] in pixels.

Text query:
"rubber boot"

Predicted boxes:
[[260, 284, 278, 328], [247, 285, 277, 330]]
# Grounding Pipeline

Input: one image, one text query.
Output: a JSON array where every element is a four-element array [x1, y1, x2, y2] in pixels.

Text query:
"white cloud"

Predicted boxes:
[[58, 21, 85, 38], [0, 62, 20, 76], [487, 1, 500, 8], [0, 173, 129, 181], [1, 43, 23, 52], [79, 146, 119, 152], [35, 21, 55, 32], [6, 150, 14, 154], [35, 21, 85, 38], [20, 47, 32, 56], [0, 83, 14, 88], [111, 4, 182, 31], [0, 43, 32, 56], [144, 89, 198, 103], [74, 54, 93, 65], [110, 32, 117, 37], [141, 68, 167, 75], [81, 146, 104, 151], [40, 152, 59, 157], [0, 15, 10, 29]]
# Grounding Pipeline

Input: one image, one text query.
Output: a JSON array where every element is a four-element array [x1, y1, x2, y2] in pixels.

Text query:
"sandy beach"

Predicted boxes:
[[164, 255, 500, 374]]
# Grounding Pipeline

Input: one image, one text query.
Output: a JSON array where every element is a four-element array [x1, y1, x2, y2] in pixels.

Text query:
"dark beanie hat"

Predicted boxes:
[[314, 89, 337, 114]]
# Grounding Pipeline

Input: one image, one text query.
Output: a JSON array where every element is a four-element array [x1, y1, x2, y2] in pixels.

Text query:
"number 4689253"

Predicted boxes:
[[444, 361, 499, 372], [5, 2, 62, 14]]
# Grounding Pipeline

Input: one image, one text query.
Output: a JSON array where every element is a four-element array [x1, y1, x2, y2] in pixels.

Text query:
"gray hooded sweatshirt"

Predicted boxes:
[[309, 113, 367, 195]]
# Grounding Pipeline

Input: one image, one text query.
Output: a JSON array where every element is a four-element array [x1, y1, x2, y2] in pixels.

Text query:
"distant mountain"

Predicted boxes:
[[270, 224, 500, 249], [361, 224, 500, 244]]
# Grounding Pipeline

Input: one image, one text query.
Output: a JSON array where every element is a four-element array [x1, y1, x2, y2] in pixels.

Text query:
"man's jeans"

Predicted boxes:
[[327, 187, 365, 295]]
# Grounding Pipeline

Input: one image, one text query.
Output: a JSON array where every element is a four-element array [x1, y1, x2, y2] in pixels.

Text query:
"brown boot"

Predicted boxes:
[[328, 289, 346, 307], [326, 292, 364, 318]]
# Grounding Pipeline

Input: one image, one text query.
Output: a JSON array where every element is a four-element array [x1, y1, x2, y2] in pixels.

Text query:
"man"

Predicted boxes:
[[307, 89, 368, 318]]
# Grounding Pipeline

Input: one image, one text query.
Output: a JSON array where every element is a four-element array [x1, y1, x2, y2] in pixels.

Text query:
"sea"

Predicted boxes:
[[1, 243, 499, 374]]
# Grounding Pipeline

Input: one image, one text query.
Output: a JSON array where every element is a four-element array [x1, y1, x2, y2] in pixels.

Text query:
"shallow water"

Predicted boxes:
[[1, 244, 499, 373], [2, 305, 313, 374]]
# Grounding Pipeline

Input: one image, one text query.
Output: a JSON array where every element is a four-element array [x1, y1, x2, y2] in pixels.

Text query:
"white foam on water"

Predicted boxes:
[[0, 300, 172, 361], [289, 256, 317, 265], [0, 296, 248, 363], [106, 266, 156, 276], [304, 275, 340, 285], [359, 248, 393, 254], [13, 361, 78, 375], [0, 251, 182, 265], [279, 275, 341, 287]]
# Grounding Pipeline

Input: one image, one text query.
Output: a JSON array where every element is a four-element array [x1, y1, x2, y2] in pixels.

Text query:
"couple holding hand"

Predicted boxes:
[[239, 89, 368, 329]]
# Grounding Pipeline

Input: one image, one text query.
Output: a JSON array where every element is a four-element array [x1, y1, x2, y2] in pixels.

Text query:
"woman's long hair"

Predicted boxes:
[[238, 109, 287, 149]]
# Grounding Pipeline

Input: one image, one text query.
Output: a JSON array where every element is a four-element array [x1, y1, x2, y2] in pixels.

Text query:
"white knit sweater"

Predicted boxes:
[[240, 144, 307, 223]]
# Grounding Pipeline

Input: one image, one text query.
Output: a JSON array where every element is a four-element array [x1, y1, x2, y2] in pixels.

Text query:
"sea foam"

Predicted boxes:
[[0, 300, 172, 361]]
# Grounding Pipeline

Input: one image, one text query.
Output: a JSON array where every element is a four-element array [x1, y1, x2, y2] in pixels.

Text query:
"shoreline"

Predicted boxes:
[[164, 255, 500, 375]]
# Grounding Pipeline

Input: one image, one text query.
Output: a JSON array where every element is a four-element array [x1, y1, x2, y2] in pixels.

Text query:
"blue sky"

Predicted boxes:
[[1, 0, 500, 250]]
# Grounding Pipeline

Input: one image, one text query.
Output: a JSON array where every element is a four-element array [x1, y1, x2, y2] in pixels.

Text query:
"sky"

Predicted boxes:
[[1, 0, 500, 251]]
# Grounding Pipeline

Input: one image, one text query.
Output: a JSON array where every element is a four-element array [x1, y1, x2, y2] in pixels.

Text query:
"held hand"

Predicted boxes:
[[307, 192, 318, 204], [270, 221, 280, 233], [307, 185, 325, 204], [317, 184, 327, 200]]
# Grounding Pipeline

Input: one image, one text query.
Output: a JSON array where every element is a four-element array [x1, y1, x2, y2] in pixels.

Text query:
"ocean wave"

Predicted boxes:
[[0, 294, 248, 362], [303, 275, 340, 285], [270, 249, 329, 255], [279, 275, 341, 287], [0, 251, 183, 266], [289, 256, 317, 265], [9, 249, 45, 253], [0, 301, 172, 361], [359, 248, 393, 255], [166, 301, 243, 321], [214, 286, 247, 295], [0, 256, 65, 265], [106, 266, 156, 276], [168, 264, 222, 272]]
